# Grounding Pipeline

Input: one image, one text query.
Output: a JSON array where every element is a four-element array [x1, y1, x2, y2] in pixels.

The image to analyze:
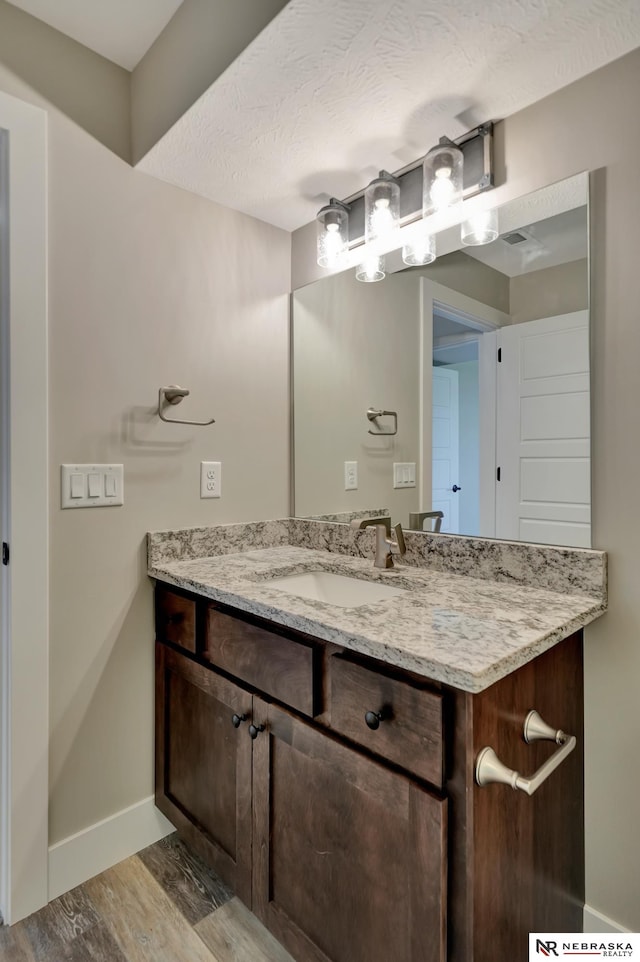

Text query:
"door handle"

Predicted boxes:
[[452, 484, 462, 493]]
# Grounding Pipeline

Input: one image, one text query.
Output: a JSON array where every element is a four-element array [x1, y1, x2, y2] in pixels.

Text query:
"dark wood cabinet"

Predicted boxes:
[[154, 583, 584, 962], [155, 642, 253, 903], [251, 700, 447, 962]]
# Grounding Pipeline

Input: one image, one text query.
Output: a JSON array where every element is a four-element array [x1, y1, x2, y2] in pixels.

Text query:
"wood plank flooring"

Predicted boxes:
[[0, 834, 295, 962]]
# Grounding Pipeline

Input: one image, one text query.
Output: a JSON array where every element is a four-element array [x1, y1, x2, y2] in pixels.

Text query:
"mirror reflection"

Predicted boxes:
[[292, 175, 590, 548]]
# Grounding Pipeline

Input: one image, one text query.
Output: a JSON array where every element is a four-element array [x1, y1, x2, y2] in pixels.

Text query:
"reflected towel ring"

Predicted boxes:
[[366, 408, 398, 436]]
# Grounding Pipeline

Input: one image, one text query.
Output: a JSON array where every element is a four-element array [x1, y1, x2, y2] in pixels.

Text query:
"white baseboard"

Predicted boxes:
[[583, 904, 631, 933], [48, 796, 175, 901]]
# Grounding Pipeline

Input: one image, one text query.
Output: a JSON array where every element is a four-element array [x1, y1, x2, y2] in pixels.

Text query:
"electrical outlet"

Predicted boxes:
[[200, 461, 222, 498], [344, 461, 358, 490]]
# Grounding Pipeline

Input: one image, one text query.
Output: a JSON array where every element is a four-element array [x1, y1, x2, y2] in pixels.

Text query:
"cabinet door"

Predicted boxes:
[[155, 643, 253, 904], [252, 700, 447, 962]]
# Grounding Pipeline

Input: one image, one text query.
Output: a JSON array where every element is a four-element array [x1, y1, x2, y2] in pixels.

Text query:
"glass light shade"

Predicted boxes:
[[461, 208, 499, 246], [355, 252, 385, 283], [402, 231, 436, 266], [316, 201, 349, 268], [364, 173, 400, 251], [423, 140, 464, 216]]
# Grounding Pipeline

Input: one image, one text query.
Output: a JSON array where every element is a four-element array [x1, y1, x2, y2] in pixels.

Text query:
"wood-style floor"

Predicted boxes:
[[0, 834, 294, 962]]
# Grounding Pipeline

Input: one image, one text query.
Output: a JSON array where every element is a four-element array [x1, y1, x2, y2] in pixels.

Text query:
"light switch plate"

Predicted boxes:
[[344, 461, 358, 490], [393, 462, 416, 489], [201, 461, 222, 498], [61, 464, 124, 508]]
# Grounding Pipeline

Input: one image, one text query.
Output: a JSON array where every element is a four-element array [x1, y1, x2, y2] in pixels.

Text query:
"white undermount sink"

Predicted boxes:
[[267, 570, 406, 608]]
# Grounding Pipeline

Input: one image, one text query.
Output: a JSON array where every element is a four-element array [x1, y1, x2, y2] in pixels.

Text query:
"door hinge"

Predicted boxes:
[[2, 542, 9, 565], [496, 467, 501, 482], [497, 348, 502, 362]]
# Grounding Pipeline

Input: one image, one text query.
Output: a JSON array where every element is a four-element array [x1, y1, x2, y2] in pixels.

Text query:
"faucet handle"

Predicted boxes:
[[392, 523, 406, 556], [350, 516, 392, 535]]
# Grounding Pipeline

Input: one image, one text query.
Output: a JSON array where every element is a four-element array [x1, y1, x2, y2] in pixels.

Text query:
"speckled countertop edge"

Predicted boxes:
[[148, 544, 606, 693]]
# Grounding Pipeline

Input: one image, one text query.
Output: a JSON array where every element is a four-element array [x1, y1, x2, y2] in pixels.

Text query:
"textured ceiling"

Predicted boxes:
[[137, 0, 640, 231], [6, 0, 183, 69]]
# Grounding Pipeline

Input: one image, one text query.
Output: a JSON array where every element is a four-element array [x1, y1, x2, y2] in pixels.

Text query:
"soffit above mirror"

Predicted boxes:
[[136, 0, 640, 231]]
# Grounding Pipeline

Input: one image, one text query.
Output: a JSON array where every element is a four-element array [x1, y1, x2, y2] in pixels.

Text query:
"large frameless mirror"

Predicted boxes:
[[292, 173, 590, 548]]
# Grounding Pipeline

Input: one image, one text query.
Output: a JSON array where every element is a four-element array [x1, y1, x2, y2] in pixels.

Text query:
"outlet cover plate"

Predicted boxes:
[[201, 461, 222, 498], [344, 461, 358, 490]]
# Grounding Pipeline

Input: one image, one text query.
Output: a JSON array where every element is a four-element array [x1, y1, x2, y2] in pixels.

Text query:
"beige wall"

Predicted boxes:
[[0, 60, 290, 845], [0, 0, 130, 161], [414, 250, 510, 314], [293, 48, 640, 930], [510, 258, 588, 324], [131, 0, 289, 163]]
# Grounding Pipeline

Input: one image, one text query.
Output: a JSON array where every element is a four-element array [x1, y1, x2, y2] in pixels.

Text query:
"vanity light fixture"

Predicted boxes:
[[423, 137, 464, 217], [314, 122, 494, 277], [316, 198, 350, 268], [355, 252, 385, 283], [461, 208, 499, 246], [402, 230, 436, 267], [364, 171, 400, 252]]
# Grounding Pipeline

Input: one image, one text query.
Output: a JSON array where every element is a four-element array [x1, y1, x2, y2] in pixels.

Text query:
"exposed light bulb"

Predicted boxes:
[[430, 170, 455, 211], [402, 231, 436, 267], [356, 252, 385, 283], [423, 139, 464, 217], [461, 209, 499, 246], [316, 199, 349, 268], [365, 173, 400, 253], [371, 198, 395, 242], [320, 223, 344, 268]]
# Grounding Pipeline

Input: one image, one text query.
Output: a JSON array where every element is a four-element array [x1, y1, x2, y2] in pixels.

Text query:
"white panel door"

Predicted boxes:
[[496, 311, 590, 547], [432, 367, 460, 534]]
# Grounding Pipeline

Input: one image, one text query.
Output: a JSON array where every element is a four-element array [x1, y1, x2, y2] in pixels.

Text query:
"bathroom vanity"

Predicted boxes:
[[149, 520, 607, 962]]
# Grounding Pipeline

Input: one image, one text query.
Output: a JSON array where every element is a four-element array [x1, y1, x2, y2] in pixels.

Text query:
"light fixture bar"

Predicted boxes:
[[335, 122, 493, 249]]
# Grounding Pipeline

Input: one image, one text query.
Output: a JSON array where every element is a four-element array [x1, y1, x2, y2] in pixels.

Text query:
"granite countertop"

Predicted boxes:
[[149, 542, 606, 693]]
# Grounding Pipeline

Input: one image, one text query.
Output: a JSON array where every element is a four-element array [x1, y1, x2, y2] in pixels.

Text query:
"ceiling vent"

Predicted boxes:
[[503, 230, 528, 245], [500, 226, 546, 255]]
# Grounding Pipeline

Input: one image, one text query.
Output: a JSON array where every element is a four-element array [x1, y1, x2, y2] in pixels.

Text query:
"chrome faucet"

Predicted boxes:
[[350, 516, 406, 569]]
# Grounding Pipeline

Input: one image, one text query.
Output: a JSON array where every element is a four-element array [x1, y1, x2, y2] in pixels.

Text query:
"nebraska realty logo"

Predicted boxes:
[[529, 934, 638, 959]]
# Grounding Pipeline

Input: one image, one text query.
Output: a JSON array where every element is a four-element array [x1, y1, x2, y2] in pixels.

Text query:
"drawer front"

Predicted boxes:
[[330, 655, 443, 787], [205, 605, 319, 717], [156, 587, 197, 653]]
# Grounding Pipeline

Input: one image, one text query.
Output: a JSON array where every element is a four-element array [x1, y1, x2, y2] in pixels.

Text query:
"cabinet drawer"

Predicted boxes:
[[330, 655, 444, 787], [205, 605, 320, 717], [155, 587, 196, 653]]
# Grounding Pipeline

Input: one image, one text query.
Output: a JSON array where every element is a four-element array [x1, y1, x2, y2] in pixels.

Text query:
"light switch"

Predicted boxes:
[[88, 473, 101, 498], [393, 462, 417, 489], [70, 473, 84, 499], [61, 465, 123, 509]]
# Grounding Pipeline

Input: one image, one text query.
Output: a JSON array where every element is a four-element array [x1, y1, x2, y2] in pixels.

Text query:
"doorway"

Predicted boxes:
[[0, 91, 48, 924], [420, 278, 509, 537]]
